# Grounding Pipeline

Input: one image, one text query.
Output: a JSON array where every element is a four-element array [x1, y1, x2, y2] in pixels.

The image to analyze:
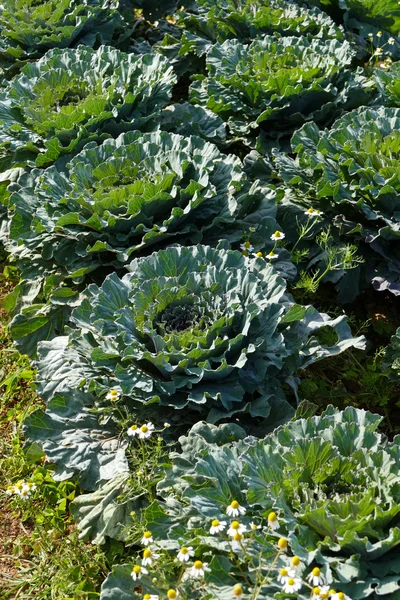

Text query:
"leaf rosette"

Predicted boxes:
[[0, 45, 175, 170], [178, 0, 344, 55], [102, 408, 400, 600], [189, 34, 368, 147], [34, 245, 364, 425], [274, 106, 400, 297], [0, 0, 125, 75]]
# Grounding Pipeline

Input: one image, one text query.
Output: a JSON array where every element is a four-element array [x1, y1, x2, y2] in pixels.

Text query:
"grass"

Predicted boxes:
[[0, 266, 120, 600]]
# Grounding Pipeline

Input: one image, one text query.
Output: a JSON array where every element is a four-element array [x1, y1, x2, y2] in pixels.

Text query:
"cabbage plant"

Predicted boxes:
[[0, 45, 175, 171], [189, 35, 368, 148], [0, 0, 125, 75], [6, 130, 277, 355], [375, 63, 400, 107], [34, 245, 364, 425], [274, 106, 400, 298], [178, 0, 344, 55], [99, 407, 400, 600]]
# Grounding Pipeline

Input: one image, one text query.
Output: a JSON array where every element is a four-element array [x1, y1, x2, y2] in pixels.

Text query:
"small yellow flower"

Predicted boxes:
[[277, 538, 288, 549], [233, 584, 243, 597], [291, 556, 301, 567], [255, 251, 263, 258], [167, 591, 178, 600]]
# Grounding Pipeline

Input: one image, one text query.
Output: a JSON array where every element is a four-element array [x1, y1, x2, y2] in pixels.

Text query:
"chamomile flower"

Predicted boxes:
[[138, 423, 155, 439], [265, 251, 278, 260], [377, 30, 382, 37], [331, 593, 351, 600], [389, 37, 395, 45], [315, 586, 330, 599], [227, 521, 247, 537], [250, 522, 261, 531], [270, 230, 285, 241], [233, 584, 243, 598], [277, 568, 296, 584], [167, 590, 178, 599], [277, 537, 288, 550], [131, 565, 148, 580], [267, 511, 279, 530], [188, 560, 211, 579], [106, 389, 120, 401], [282, 577, 302, 594], [177, 546, 194, 562], [142, 548, 159, 566], [375, 47, 383, 55], [226, 500, 246, 517], [143, 595, 158, 600], [141, 531, 153, 546], [127, 425, 139, 437], [304, 207, 323, 217], [240, 241, 254, 252], [291, 556, 301, 569], [307, 567, 325, 586], [254, 251, 263, 258], [231, 532, 244, 551], [209, 519, 227, 534], [19, 488, 32, 501], [5, 485, 14, 495]]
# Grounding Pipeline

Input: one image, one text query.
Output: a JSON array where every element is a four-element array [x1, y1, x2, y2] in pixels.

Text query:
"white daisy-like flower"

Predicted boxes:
[[304, 207, 323, 217], [226, 500, 246, 517], [106, 389, 120, 401], [312, 586, 331, 599], [267, 511, 280, 530], [19, 488, 32, 501], [138, 422, 155, 439], [307, 567, 325, 587], [389, 37, 395, 45], [127, 425, 139, 437], [177, 546, 194, 562], [240, 241, 254, 252], [250, 522, 261, 531], [265, 251, 278, 260], [230, 532, 244, 552], [141, 531, 153, 546], [375, 47, 383, 55], [233, 584, 243, 598], [209, 519, 227, 534], [270, 230, 285, 241], [142, 548, 160, 566], [131, 565, 148, 580], [290, 556, 301, 569], [377, 30, 382, 37], [5, 485, 15, 496], [277, 567, 296, 584], [254, 251, 263, 258], [282, 577, 302, 594], [188, 560, 211, 579], [331, 593, 350, 600], [227, 521, 247, 537], [25, 482, 37, 491]]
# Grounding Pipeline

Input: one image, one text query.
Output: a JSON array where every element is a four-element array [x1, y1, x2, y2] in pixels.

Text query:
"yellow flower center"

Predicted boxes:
[[143, 531, 152, 539], [244, 241, 251, 248], [130, 425, 137, 431], [211, 519, 220, 527], [132, 565, 141, 574], [255, 251, 263, 258], [15, 483, 23, 490], [143, 549, 152, 558], [320, 594, 329, 599], [287, 578, 295, 585], [180, 547, 188, 555], [280, 568, 288, 576], [231, 521, 240, 530], [144, 595, 151, 600], [268, 511, 277, 522], [233, 532, 242, 542], [313, 588, 321, 596], [141, 425, 148, 433], [312, 567, 321, 577], [194, 560, 203, 570], [267, 251, 275, 257], [167, 591, 177, 600], [307, 208, 314, 213], [277, 538, 287, 549], [291, 556, 301, 566], [337, 594, 345, 600], [230, 500, 239, 509], [233, 585, 243, 596], [273, 230, 281, 237]]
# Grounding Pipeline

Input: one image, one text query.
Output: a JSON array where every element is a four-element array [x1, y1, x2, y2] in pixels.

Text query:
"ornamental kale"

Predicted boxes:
[[189, 35, 369, 149], [274, 106, 400, 298], [34, 245, 364, 426], [0, 46, 175, 171], [0, 0, 125, 76], [98, 407, 400, 600]]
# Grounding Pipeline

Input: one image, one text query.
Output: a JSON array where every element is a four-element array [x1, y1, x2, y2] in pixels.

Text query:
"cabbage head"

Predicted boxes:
[[34, 245, 364, 425], [178, 0, 344, 55], [189, 35, 369, 148], [0, 46, 175, 170], [102, 407, 400, 600], [274, 106, 400, 298], [0, 0, 125, 75]]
